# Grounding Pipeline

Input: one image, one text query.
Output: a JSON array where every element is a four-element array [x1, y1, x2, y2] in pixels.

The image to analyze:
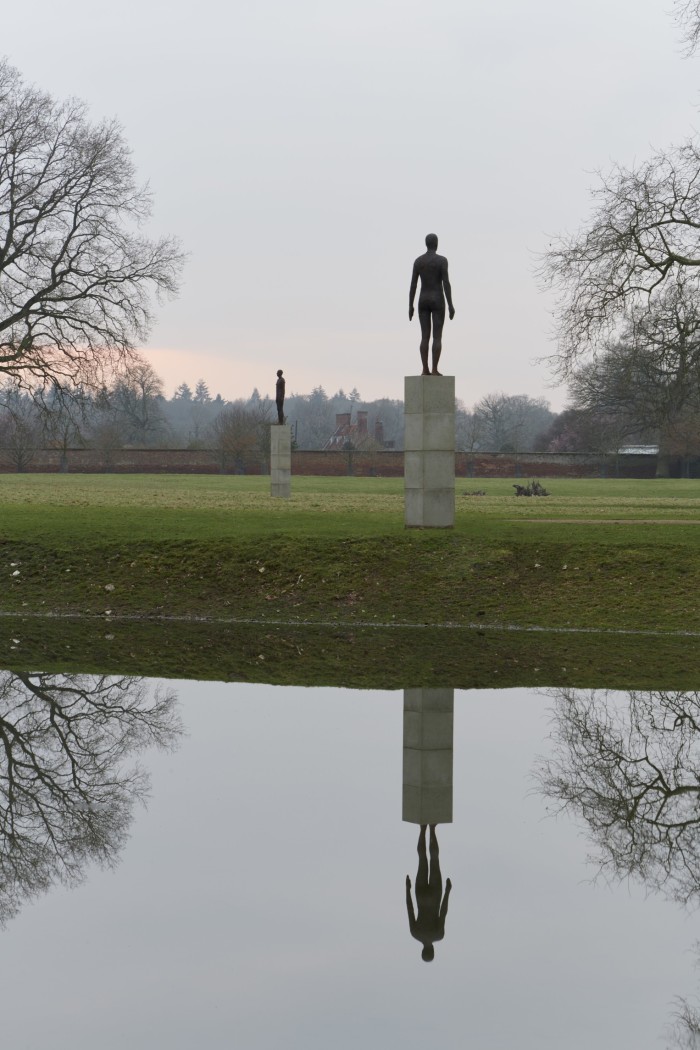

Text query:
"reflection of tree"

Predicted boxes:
[[0, 671, 180, 924], [536, 689, 700, 1046], [666, 996, 700, 1049], [536, 689, 700, 905]]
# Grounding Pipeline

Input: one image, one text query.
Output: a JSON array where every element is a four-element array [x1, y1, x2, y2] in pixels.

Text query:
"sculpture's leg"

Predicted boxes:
[[431, 308, 445, 376], [416, 825, 428, 891], [418, 308, 432, 375], [428, 825, 442, 893]]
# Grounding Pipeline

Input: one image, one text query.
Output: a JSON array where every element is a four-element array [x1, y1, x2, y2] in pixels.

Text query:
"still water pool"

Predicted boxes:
[[0, 677, 696, 1049]]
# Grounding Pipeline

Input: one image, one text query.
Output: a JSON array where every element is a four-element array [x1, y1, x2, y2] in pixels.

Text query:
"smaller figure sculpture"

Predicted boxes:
[[409, 233, 455, 376], [275, 369, 285, 424], [406, 824, 452, 961]]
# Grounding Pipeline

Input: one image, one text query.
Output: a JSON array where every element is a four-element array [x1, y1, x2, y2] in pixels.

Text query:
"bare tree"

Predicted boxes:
[[541, 138, 700, 378], [211, 399, 271, 472], [471, 392, 554, 452], [565, 281, 700, 472], [109, 356, 168, 445], [34, 381, 92, 470], [0, 60, 183, 392], [536, 405, 633, 455], [0, 671, 181, 924], [455, 401, 485, 454], [293, 386, 335, 449], [0, 384, 42, 470]]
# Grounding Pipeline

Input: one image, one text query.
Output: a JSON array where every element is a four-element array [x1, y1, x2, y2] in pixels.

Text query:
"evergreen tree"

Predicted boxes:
[[194, 379, 211, 404]]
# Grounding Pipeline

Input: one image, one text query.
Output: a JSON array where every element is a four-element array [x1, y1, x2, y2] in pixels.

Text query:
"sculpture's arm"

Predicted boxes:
[[409, 263, 419, 320], [442, 261, 455, 319], [439, 877, 452, 925], [406, 875, 416, 930]]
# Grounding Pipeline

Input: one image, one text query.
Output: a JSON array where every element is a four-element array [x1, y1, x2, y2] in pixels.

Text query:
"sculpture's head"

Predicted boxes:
[[421, 945, 435, 962], [277, 369, 283, 377], [425, 233, 438, 251]]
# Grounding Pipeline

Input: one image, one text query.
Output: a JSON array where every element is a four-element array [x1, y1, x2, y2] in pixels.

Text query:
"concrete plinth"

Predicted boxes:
[[402, 688, 454, 825], [404, 376, 455, 528], [270, 424, 291, 498]]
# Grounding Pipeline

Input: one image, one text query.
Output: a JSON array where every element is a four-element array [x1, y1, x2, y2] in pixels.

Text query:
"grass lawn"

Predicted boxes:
[[0, 474, 697, 639]]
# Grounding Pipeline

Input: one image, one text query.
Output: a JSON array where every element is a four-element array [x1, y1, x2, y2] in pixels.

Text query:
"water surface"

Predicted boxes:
[[0, 680, 695, 1049]]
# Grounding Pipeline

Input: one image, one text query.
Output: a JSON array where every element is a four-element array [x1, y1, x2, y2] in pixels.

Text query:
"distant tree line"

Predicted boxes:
[[2, 348, 698, 475]]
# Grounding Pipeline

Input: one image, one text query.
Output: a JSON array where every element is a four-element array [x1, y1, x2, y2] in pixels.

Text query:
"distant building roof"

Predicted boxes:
[[617, 445, 659, 455], [324, 410, 385, 451]]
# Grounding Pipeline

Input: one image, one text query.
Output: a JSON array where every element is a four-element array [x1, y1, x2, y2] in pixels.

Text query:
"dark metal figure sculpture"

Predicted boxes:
[[409, 233, 455, 375], [275, 369, 285, 424], [406, 824, 452, 961]]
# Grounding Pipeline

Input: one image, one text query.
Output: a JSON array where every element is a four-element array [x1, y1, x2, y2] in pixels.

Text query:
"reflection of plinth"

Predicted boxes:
[[404, 376, 455, 528], [402, 688, 454, 825], [270, 424, 291, 498]]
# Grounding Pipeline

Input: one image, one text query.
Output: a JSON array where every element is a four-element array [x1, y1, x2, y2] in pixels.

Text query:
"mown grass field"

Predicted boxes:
[[0, 473, 697, 638]]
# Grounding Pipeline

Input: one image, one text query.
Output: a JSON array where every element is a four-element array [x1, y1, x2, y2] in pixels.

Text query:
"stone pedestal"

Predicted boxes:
[[404, 376, 455, 528], [270, 424, 291, 498], [402, 688, 454, 825]]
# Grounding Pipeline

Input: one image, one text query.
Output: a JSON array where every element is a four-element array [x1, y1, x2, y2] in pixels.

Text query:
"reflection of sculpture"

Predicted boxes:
[[403, 687, 454, 824], [408, 234, 455, 377], [275, 369, 285, 424], [0, 671, 181, 924], [406, 824, 452, 961], [402, 689, 454, 959]]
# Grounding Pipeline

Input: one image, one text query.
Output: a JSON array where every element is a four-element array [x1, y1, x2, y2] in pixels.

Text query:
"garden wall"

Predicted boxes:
[[0, 447, 661, 477]]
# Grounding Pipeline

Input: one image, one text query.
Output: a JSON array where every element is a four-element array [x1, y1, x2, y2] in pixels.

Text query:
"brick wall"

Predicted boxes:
[[0, 446, 662, 477]]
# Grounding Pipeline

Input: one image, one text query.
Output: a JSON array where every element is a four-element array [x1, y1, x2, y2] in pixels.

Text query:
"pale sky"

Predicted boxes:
[[3, 0, 699, 409]]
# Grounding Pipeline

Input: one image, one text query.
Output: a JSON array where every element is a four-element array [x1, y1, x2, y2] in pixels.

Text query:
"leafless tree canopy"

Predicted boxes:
[[469, 392, 554, 452], [541, 139, 700, 377], [536, 688, 700, 906], [0, 60, 183, 391], [211, 399, 272, 471], [0, 671, 181, 924], [566, 281, 700, 456]]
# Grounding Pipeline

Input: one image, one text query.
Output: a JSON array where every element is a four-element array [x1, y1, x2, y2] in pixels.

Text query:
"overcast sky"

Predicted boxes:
[[3, 0, 699, 409]]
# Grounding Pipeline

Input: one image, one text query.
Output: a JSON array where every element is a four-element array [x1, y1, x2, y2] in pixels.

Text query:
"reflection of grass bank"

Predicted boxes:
[[0, 475, 698, 633], [0, 617, 699, 690]]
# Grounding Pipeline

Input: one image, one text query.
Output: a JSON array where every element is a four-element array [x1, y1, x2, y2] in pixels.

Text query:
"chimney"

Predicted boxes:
[[357, 410, 368, 434], [336, 412, 351, 429], [374, 419, 384, 446]]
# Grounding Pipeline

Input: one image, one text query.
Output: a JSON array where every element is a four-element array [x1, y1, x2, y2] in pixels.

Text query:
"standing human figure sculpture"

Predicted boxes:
[[275, 369, 285, 424], [405, 824, 452, 962], [409, 233, 455, 376]]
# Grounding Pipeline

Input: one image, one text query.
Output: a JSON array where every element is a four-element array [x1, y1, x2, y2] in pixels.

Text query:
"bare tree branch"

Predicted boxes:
[[540, 141, 700, 377], [0, 60, 184, 392], [564, 280, 700, 468], [674, 0, 700, 56]]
